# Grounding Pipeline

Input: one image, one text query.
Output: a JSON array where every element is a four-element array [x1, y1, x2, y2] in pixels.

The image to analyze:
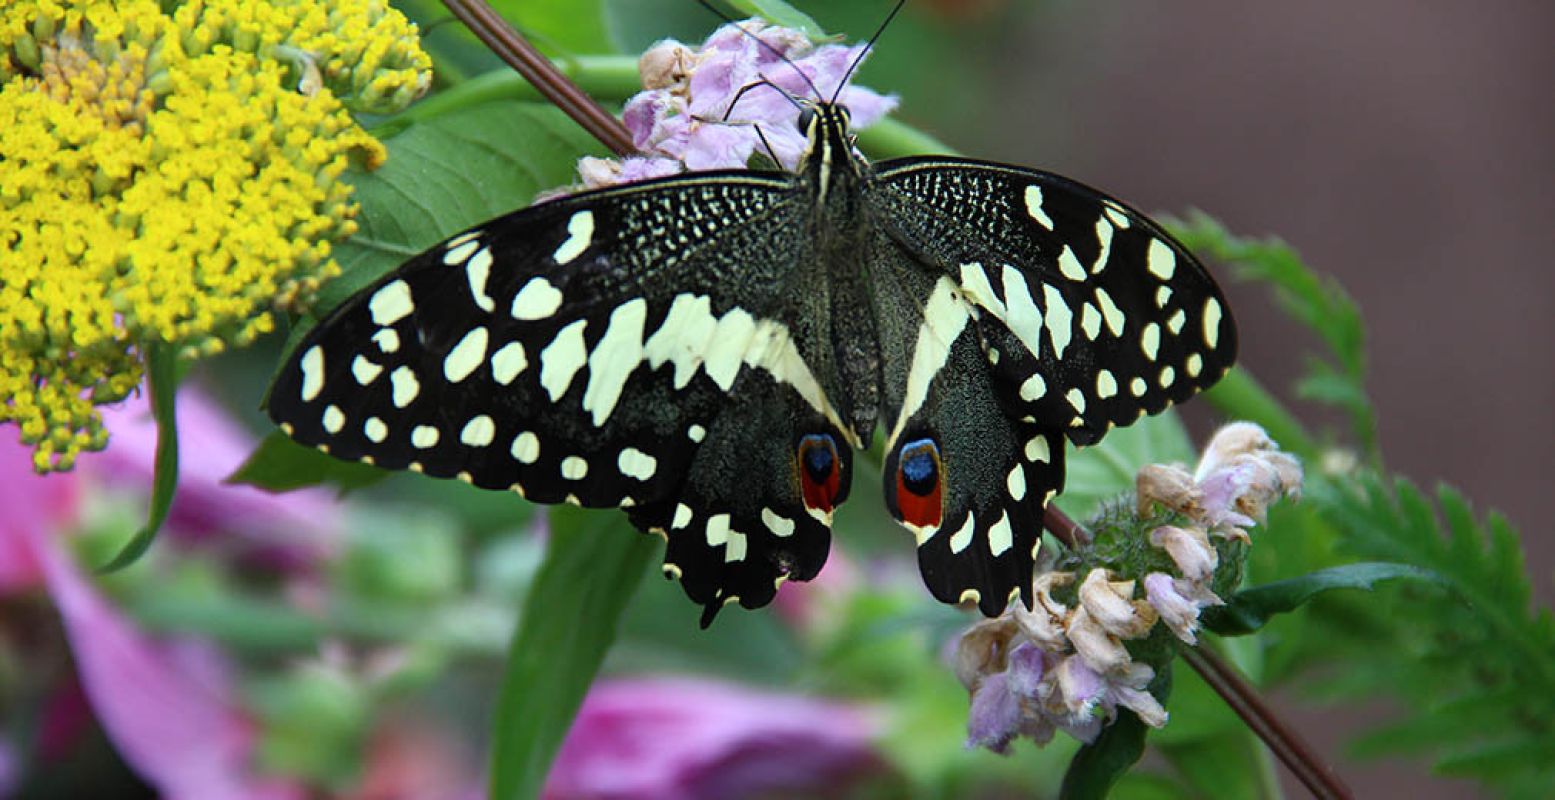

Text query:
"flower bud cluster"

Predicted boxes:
[[0, 1, 430, 471], [957, 423, 1302, 752]]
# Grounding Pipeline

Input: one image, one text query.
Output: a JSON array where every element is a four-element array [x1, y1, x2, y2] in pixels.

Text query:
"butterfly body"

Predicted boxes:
[[269, 102, 1235, 625]]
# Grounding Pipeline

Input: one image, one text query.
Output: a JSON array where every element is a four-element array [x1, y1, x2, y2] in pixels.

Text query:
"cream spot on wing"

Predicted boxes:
[[510, 431, 539, 464], [724, 530, 748, 563], [1024, 435, 1050, 463], [1058, 246, 1087, 282], [1130, 377, 1148, 397], [1147, 239, 1176, 280], [465, 247, 495, 312], [1097, 369, 1118, 398], [687, 424, 706, 442], [958, 262, 1006, 319], [889, 277, 972, 446], [1140, 322, 1161, 361], [1186, 353, 1204, 378], [352, 355, 382, 386], [1042, 284, 1073, 359], [703, 308, 756, 391], [372, 328, 400, 353], [672, 504, 693, 529], [999, 264, 1045, 358], [1024, 185, 1054, 229], [582, 298, 647, 426], [322, 404, 344, 433], [370, 280, 414, 326], [299, 345, 325, 402], [490, 341, 528, 385], [443, 326, 489, 383], [1203, 297, 1224, 348], [460, 415, 496, 447], [511, 277, 564, 320], [1066, 387, 1087, 414], [1094, 287, 1125, 335], [959, 588, 981, 605], [1155, 285, 1173, 309], [1103, 202, 1131, 229], [552, 209, 595, 264], [1092, 217, 1114, 274], [539, 319, 588, 401], [411, 425, 439, 449], [1168, 308, 1187, 335], [390, 366, 419, 408], [1159, 365, 1177, 388], [987, 511, 1013, 556], [1007, 467, 1026, 501], [443, 238, 480, 266], [1080, 303, 1102, 340], [617, 447, 657, 480], [1020, 373, 1047, 402], [560, 455, 588, 480], [947, 512, 976, 555], [364, 417, 387, 443], [762, 508, 795, 537], [705, 513, 730, 546]]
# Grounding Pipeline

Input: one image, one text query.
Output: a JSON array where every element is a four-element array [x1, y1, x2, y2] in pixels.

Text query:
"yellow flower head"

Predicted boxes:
[[0, 0, 431, 472]]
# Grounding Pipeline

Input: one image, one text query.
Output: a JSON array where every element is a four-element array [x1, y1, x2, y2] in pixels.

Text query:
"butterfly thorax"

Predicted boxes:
[[797, 102, 881, 440]]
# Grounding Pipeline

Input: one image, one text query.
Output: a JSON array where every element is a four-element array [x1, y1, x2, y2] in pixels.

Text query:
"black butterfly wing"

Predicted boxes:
[[268, 173, 856, 624], [865, 157, 1236, 613]]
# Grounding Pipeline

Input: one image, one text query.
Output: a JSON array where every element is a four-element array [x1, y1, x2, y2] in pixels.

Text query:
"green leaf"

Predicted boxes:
[[487, 507, 658, 800], [1057, 412, 1194, 521], [726, 0, 828, 39], [226, 431, 387, 494], [1060, 710, 1149, 800], [327, 102, 604, 314], [1201, 562, 1441, 636], [99, 345, 180, 572], [1167, 212, 1374, 455], [602, 0, 718, 53], [488, 0, 614, 54]]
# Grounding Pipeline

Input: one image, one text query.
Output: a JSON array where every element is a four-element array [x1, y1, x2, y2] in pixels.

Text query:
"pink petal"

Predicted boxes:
[[545, 677, 883, 798]]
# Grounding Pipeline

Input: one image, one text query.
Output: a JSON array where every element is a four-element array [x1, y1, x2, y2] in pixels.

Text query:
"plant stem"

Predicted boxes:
[[441, 0, 634, 155], [1182, 646, 1354, 800]]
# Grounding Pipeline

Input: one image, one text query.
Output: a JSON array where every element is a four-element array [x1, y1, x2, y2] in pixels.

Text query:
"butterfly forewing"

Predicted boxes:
[[268, 173, 857, 623]]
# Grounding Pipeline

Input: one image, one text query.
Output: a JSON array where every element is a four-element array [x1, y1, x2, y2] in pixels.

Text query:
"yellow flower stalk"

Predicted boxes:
[[0, 0, 431, 472]]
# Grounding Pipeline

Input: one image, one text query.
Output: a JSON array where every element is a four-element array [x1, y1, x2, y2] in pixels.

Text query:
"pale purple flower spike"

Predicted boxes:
[[956, 422, 1301, 753], [588, 18, 896, 188]]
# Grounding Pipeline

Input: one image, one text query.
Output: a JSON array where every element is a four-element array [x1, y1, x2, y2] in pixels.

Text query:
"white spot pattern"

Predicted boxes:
[[322, 404, 344, 433], [511, 431, 540, 464], [412, 425, 439, 449], [890, 277, 972, 445], [390, 366, 419, 408], [511, 277, 564, 320], [1203, 297, 1223, 348], [1042, 284, 1073, 359], [465, 248, 495, 312], [947, 512, 976, 555], [539, 320, 588, 401], [987, 512, 1013, 556], [1147, 239, 1176, 280], [370, 280, 414, 326], [352, 355, 382, 386], [364, 417, 387, 443], [560, 455, 588, 480], [443, 326, 489, 383], [299, 346, 324, 401], [461, 415, 496, 447], [583, 298, 647, 426], [490, 341, 528, 385], [761, 508, 795, 537], [552, 210, 595, 264], [1007, 466, 1026, 501], [617, 447, 657, 480], [1024, 185, 1054, 229]]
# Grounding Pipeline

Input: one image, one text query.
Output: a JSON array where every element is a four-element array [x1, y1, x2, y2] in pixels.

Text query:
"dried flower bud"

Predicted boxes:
[[953, 616, 1018, 691], [1078, 569, 1157, 639], [638, 40, 696, 91], [1067, 606, 1132, 675], [1013, 571, 1073, 650], [1135, 463, 1201, 517], [1149, 525, 1218, 581]]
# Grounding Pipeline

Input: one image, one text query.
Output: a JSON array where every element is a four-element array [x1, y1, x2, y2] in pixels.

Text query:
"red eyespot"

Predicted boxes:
[[796, 433, 842, 514], [894, 437, 943, 531]]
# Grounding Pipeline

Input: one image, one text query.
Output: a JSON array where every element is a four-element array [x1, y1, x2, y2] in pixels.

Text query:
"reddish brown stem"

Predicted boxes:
[[440, 0, 635, 156], [1183, 647, 1354, 800]]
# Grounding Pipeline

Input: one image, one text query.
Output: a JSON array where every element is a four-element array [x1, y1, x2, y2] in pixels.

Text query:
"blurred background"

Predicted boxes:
[[3, 1, 1550, 798]]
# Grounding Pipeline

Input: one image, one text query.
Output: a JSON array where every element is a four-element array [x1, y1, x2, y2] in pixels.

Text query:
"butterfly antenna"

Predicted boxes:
[[832, 0, 907, 103], [694, 0, 822, 101]]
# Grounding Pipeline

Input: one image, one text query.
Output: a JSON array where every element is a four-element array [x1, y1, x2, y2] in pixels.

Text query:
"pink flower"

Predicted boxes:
[[2, 398, 308, 799], [586, 19, 897, 189], [544, 677, 884, 798]]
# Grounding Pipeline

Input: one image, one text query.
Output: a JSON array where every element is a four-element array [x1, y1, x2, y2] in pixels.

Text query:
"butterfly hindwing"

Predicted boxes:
[[869, 158, 1237, 446], [267, 173, 856, 620]]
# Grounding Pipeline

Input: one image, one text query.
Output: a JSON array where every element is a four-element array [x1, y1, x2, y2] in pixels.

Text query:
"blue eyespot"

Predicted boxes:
[[800, 433, 835, 481], [899, 438, 940, 497]]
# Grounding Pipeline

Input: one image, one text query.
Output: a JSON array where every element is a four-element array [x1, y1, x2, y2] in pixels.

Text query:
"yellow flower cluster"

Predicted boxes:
[[0, 0, 431, 472]]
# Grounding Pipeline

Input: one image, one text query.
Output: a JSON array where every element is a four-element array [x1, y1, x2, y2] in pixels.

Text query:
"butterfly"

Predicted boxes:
[[267, 97, 1235, 627]]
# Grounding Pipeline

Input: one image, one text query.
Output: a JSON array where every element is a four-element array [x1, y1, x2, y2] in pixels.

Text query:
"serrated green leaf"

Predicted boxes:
[[1060, 710, 1149, 800], [488, 507, 657, 800], [1201, 562, 1440, 637], [226, 431, 388, 494], [99, 345, 180, 572]]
